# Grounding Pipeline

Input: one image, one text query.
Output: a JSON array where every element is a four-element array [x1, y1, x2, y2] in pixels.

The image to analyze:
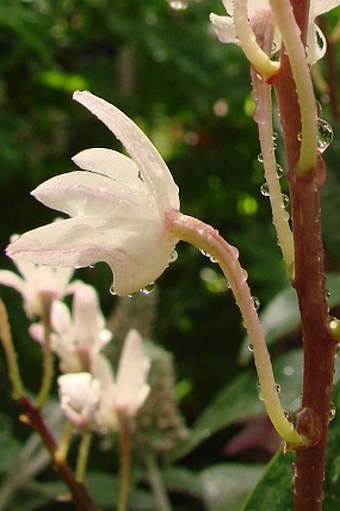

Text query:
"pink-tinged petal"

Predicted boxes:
[[51, 301, 72, 336], [32, 170, 151, 218], [0, 270, 25, 294], [115, 329, 150, 415], [73, 91, 180, 212], [210, 14, 238, 44], [7, 216, 178, 296]]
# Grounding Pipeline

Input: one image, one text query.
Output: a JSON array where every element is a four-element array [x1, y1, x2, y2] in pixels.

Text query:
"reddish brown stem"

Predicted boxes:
[[273, 2, 337, 510], [19, 396, 101, 511]]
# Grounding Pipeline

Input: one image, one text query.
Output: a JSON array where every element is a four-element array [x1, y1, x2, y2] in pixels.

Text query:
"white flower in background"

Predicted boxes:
[[58, 372, 102, 429], [0, 258, 74, 317], [210, 0, 340, 64], [94, 329, 150, 432], [29, 283, 112, 373], [7, 91, 180, 297]]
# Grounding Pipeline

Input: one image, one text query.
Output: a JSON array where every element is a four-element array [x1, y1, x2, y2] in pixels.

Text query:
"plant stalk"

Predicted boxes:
[[273, 1, 338, 509]]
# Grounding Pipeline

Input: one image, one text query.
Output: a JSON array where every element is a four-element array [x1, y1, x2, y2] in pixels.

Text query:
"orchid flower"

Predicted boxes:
[[0, 258, 74, 317], [30, 283, 112, 373], [7, 91, 180, 297], [58, 372, 102, 429], [94, 329, 150, 432], [210, 0, 340, 65]]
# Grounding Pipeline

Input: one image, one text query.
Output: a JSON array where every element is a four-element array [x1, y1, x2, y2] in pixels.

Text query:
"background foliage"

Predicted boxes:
[[0, 1, 339, 510]]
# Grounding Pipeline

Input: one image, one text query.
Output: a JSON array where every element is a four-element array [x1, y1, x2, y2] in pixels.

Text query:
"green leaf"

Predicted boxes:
[[168, 350, 305, 462], [163, 466, 203, 499], [241, 379, 340, 510], [0, 414, 21, 471], [239, 273, 340, 363], [200, 464, 265, 511]]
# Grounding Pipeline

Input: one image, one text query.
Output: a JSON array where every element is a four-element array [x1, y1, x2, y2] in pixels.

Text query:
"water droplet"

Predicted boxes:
[[169, 250, 178, 263], [260, 182, 270, 196], [276, 164, 284, 178], [317, 118, 333, 153], [326, 289, 331, 298], [257, 153, 264, 163], [284, 409, 290, 419], [231, 246, 239, 258], [275, 383, 281, 393], [240, 269, 248, 282], [109, 285, 116, 296], [248, 344, 254, 352], [328, 316, 340, 339], [252, 296, 260, 311], [140, 282, 155, 295], [297, 132, 302, 141], [258, 390, 264, 401], [272, 131, 278, 141], [329, 402, 336, 422], [169, 0, 188, 10], [281, 193, 290, 209]]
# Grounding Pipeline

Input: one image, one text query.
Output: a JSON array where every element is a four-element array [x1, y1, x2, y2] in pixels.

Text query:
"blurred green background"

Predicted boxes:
[[0, 1, 339, 510]]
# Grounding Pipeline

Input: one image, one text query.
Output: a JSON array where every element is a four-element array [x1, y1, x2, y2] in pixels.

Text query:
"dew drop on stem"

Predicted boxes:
[[317, 118, 333, 153], [260, 182, 270, 197], [329, 402, 336, 422], [276, 164, 284, 178]]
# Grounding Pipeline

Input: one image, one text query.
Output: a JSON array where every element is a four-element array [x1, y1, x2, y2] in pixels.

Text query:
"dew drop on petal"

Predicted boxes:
[[257, 153, 264, 163], [317, 118, 333, 153], [140, 282, 155, 295], [248, 343, 254, 352], [272, 131, 278, 141], [109, 285, 116, 296], [231, 246, 239, 258], [275, 383, 281, 393], [169, 249, 178, 263]]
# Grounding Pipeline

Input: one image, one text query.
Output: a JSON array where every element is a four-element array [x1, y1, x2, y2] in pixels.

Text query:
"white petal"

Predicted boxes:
[[0, 270, 25, 294], [7, 215, 178, 296], [73, 91, 180, 212], [32, 170, 152, 218], [210, 14, 238, 44], [72, 148, 144, 189], [72, 284, 108, 350], [115, 329, 150, 415]]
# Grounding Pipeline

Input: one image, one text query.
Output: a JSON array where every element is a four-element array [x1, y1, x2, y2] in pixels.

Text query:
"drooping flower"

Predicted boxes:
[[94, 329, 150, 432], [0, 258, 74, 317], [7, 91, 180, 297], [30, 283, 112, 373], [210, 0, 340, 64], [58, 372, 102, 429]]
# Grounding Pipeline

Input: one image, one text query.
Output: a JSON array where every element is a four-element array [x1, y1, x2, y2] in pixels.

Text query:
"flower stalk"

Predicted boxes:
[[35, 293, 54, 409], [117, 410, 132, 511], [232, 0, 279, 80], [0, 299, 25, 398], [268, 0, 318, 176], [167, 210, 304, 447]]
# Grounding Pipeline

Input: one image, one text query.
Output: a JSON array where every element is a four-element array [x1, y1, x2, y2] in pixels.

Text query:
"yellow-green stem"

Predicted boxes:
[[268, 0, 318, 175], [167, 211, 304, 447], [0, 299, 25, 398], [55, 420, 74, 463], [76, 431, 93, 483], [233, 0, 279, 80]]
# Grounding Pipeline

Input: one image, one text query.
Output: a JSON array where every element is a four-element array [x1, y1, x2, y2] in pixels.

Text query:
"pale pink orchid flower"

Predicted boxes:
[[29, 283, 112, 373], [0, 258, 74, 317], [7, 91, 180, 297], [210, 0, 340, 64], [58, 372, 102, 429], [93, 329, 150, 432]]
